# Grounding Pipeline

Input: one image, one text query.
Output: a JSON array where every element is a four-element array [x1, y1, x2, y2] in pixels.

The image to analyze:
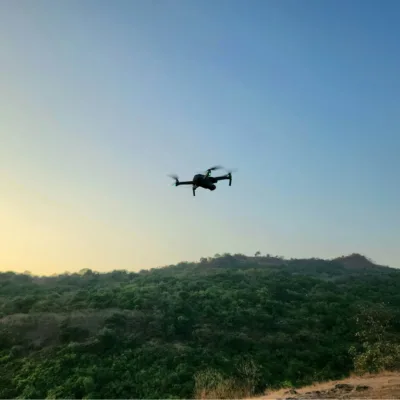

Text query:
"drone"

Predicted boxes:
[[168, 166, 235, 196]]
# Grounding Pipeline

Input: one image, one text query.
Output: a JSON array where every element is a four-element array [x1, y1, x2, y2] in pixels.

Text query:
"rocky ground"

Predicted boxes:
[[252, 372, 400, 399]]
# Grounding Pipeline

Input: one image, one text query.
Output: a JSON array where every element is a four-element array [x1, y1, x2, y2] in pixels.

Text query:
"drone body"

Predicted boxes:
[[169, 166, 234, 196]]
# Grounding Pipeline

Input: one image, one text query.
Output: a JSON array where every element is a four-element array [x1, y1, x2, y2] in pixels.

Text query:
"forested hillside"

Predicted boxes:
[[1, 253, 400, 399]]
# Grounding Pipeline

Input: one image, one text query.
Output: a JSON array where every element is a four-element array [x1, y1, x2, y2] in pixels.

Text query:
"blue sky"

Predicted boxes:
[[0, 0, 399, 274]]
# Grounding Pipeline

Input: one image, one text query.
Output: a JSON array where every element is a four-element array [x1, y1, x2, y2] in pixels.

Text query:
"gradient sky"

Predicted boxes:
[[1, 0, 399, 275]]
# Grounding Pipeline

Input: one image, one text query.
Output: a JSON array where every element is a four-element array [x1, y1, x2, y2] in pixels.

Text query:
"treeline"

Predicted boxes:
[[0, 253, 400, 398]]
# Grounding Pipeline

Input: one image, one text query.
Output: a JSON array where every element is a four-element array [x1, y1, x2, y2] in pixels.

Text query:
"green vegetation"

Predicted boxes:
[[0, 253, 400, 398]]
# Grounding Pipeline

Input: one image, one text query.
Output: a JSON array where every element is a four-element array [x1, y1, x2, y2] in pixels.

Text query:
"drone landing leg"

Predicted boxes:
[[192, 186, 197, 196]]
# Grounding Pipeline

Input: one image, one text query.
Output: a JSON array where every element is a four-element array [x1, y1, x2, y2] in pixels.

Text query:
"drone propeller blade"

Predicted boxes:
[[208, 165, 223, 171], [221, 168, 237, 186], [167, 174, 179, 186], [202, 165, 223, 177]]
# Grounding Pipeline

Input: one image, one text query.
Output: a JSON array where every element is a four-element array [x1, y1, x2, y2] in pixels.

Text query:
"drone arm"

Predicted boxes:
[[176, 180, 194, 186], [213, 175, 229, 181], [214, 174, 232, 186]]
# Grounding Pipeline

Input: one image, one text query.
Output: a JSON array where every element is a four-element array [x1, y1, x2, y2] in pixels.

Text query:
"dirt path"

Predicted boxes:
[[250, 372, 400, 399]]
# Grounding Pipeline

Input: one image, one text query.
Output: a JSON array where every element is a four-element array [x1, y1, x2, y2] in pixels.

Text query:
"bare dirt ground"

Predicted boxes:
[[250, 371, 400, 399]]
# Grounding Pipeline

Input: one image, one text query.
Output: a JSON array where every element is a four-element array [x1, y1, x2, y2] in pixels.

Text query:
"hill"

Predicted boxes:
[[332, 253, 388, 271], [1, 253, 400, 398]]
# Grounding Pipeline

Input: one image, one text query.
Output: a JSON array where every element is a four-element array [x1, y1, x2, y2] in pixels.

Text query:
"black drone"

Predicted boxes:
[[168, 166, 235, 196]]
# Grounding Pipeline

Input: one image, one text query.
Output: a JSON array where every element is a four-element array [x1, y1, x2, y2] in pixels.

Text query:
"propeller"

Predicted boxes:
[[206, 165, 223, 173], [219, 167, 237, 186], [167, 174, 179, 186], [202, 165, 222, 178]]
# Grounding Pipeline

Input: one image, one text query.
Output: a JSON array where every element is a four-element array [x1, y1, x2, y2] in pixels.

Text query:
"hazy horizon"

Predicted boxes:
[[1, 0, 399, 275], [2, 251, 395, 278]]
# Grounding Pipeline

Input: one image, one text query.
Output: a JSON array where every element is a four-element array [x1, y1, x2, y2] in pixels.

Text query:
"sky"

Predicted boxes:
[[1, 0, 399, 275]]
